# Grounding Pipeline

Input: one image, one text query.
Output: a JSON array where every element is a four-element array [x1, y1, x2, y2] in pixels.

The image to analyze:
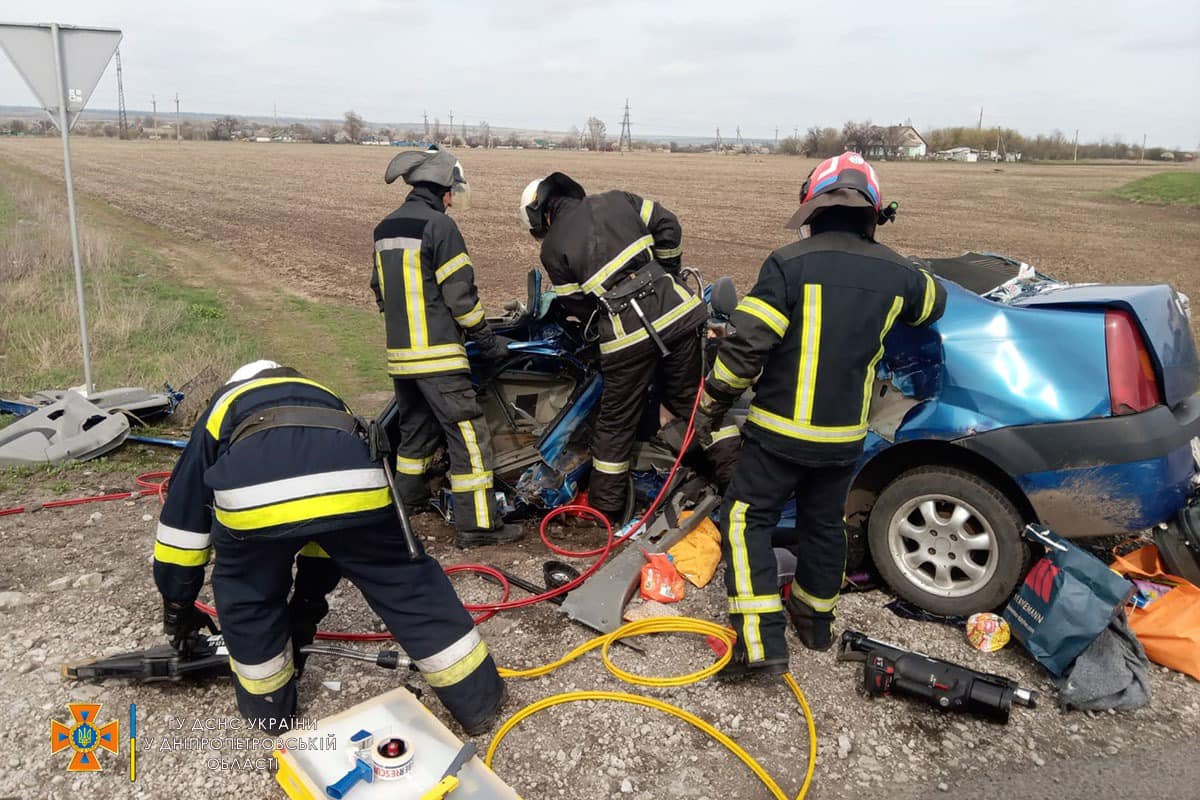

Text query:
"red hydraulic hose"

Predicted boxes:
[[0, 470, 174, 517]]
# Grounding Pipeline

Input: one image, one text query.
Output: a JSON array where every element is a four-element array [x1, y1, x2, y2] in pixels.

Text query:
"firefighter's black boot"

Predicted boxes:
[[455, 522, 525, 549], [785, 593, 834, 652], [717, 645, 789, 682]]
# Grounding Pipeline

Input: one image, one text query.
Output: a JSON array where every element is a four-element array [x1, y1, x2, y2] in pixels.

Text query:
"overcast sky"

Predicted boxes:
[[1, 0, 1197, 146]]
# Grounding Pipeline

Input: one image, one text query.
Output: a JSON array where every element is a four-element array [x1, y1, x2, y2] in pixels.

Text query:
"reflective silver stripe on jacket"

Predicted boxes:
[[375, 236, 423, 252], [155, 523, 211, 550], [213, 468, 388, 511]]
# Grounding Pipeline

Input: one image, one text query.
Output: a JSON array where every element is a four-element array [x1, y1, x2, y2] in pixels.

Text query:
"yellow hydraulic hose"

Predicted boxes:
[[489, 617, 818, 800]]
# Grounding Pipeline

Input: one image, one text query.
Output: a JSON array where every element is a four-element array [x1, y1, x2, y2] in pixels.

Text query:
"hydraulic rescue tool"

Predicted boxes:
[[838, 630, 1038, 724], [63, 634, 411, 683]]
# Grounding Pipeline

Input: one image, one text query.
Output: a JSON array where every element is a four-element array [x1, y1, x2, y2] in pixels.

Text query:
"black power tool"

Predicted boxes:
[[838, 630, 1037, 724]]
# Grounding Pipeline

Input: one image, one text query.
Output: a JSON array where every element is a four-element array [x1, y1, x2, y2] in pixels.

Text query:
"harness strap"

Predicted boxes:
[[228, 405, 364, 446]]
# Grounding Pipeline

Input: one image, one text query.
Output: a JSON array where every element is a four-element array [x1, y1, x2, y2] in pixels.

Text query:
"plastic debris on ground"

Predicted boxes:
[[639, 550, 685, 603], [965, 612, 1011, 652], [667, 510, 722, 588]]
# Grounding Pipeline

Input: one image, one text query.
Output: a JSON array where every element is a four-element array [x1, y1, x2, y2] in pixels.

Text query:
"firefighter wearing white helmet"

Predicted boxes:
[[154, 361, 507, 733], [519, 173, 739, 522]]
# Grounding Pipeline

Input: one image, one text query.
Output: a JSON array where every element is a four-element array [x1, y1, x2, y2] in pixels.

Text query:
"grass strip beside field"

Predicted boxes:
[[0, 160, 390, 411], [1110, 172, 1200, 208]]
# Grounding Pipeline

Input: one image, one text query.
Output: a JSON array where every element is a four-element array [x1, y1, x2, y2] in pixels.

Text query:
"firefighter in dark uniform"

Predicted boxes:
[[700, 153, 947, 675], [153, 361, 507, 733], [519, 173, 739, 521], [371, 146, 522, 547]]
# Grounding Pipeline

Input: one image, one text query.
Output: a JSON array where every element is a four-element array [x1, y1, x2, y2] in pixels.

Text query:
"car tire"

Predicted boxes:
[[868, 466, 1029, 617]]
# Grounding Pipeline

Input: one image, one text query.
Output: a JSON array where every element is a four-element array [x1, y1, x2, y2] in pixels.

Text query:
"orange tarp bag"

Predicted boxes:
[[1111, 544, 1200, 681]]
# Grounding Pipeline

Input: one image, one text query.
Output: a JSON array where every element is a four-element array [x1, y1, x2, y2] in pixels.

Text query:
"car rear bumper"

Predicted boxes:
[[958, 396, 1200, 537]]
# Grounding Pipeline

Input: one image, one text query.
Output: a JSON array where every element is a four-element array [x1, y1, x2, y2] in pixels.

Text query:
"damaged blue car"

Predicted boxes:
[[389, 255, 1200, 616]]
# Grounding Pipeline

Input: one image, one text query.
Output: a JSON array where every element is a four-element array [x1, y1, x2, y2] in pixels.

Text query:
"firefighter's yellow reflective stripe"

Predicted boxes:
[[436, 252, 471, 284], [729, 593, 784, 615], [404, 248, 429, 348], [611, 311, 626, 338], [387, 356, 470, 376], [793, 284, 823, 421], [449, 471, 494, 492], [458, 421, 489, 527], [598, 291, 702, 355], [713, 356, 752, 390], [387, 343, 467, 361], [153, 541, 211, 567], [581, 235, 654, 295], [914, 269, 937, 325], [746, 405, 867, 443], [454, 301, 485, 328], [592, 458, 630, 475], [735, 296, 788, 338], [640, 198, 654, 225], [790, 581, 839, 613], [704, 424, 740, 449], [654, 245, 682, 260], [155, 522, 210, 550], [416, 630, 490, 688], [860, 296, 904, 424], [375, 252, 386, 300], [553, 281, 583, 296], [214, 487, 392, 530], [230, 646, 294, 695], [395, 453, 433, 475], [213, 468, 387, 510], [298, 541, 330, 558], [726, 500, 764, 661], [207, 377, 342, 439]]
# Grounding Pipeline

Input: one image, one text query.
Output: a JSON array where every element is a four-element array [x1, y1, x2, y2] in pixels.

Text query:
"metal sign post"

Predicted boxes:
[[0, 22, 123, 393]]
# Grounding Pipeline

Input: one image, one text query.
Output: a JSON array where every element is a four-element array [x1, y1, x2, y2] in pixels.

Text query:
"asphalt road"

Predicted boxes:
[[898, 736, 1200, 799]]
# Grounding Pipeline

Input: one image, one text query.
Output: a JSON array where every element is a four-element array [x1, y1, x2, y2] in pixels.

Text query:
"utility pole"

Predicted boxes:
[[1140, 133, 1146, 162], [448, 109, 453, 143], [273, 102, 278, 132], [115, 48, 128, 139], [174, 93, 180, 142], [736, 125, 744, 152], [618, 98, 633, 153], [774, 127, 779, 148], [1073, 129, 1078, 162], [715, 126, 722, 154], [977, 106, 983, 130], [151, 93, 156, 129], [423, 110, 429, 142], [460, 122, 466, 146]]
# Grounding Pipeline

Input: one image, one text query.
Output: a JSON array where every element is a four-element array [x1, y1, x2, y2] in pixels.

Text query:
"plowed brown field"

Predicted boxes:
[[2, 139, 1198, 311]]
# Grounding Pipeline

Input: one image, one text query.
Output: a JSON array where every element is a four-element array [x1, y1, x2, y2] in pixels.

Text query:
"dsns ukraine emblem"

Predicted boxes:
[[50, 703, 119, 771]]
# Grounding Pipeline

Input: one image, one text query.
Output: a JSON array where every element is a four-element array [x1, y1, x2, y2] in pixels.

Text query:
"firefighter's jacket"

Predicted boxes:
[[153, 370, 393, 605], [706, 230, 947, 465], [540, 191, 705, 360], [371, 186, 491, 378]]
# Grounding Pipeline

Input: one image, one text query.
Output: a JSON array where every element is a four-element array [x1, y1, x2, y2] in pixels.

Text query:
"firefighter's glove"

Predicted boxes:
[[163, 601, 210, 657], [694, 387, 733, 446], [481, 334, 517, 363]]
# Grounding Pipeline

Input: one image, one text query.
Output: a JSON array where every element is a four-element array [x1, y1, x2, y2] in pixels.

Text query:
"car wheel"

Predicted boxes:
[[868, 466, 1029, 616]]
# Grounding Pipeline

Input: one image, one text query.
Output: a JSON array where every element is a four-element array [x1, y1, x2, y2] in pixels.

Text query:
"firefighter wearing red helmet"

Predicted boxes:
[[700, 152, 947, 677]]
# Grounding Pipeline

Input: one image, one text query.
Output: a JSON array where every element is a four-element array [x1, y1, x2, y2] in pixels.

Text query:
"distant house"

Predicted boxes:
[[863, 125, 927, 159], [934, 146, 979, 163]]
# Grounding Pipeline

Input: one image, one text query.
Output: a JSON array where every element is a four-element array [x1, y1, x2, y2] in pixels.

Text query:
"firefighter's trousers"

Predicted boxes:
[[590, 326, 739, 519], [211, 521, 505, 732], [391, 375, 501, 532], [719, 437, 855, 663]]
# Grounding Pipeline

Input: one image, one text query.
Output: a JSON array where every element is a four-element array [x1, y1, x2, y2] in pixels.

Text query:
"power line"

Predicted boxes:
[[618, 98, 633, 153], [114, 48, 128, 138]]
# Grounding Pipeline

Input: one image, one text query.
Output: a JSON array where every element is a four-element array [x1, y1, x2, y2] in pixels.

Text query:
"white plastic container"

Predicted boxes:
[[274, 686, 520, 799]]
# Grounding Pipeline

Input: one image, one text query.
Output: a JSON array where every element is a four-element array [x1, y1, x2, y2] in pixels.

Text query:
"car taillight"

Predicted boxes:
[[1105, 309, 1161, 415]]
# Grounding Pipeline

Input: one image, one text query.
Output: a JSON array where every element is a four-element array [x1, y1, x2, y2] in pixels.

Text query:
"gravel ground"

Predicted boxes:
[[1, 472, 1198, 800]]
